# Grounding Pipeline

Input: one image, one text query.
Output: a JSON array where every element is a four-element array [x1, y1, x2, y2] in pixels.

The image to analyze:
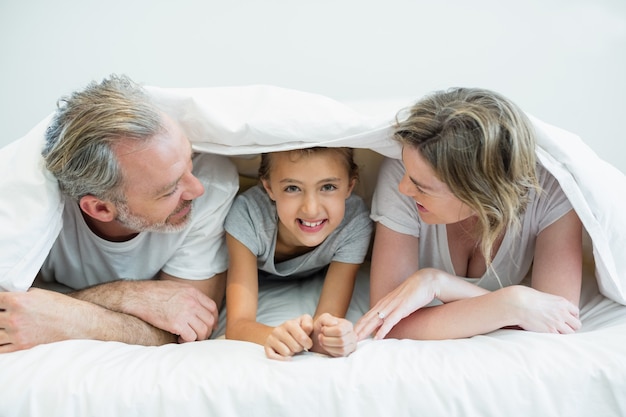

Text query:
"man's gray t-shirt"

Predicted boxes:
[[40, 153, 239, 288], [225, 184, 372, 281]]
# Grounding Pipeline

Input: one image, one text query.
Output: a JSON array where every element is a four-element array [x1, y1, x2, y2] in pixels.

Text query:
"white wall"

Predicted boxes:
[[1, 0, 625, 172]]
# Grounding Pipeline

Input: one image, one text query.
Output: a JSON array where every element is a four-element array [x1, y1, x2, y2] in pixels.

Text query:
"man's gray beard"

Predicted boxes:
[[115, 202, 190, 234]]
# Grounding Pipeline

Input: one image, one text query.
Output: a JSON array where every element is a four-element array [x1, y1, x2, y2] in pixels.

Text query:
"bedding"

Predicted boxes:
[[1, 85, 625, 417], [1, 260, 625, 417]]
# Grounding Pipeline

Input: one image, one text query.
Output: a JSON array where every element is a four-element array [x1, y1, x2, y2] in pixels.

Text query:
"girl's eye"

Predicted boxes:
[[284, 185, 300, 193], [321, 184, 338, 192]]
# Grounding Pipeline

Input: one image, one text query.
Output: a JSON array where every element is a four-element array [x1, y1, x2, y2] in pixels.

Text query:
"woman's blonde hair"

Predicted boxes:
[[394, 87, 541, 266]]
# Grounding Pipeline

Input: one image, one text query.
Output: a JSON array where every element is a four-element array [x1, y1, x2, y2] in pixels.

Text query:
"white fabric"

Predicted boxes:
[[1, 263, 625, 417], [530, 115, 626, 304], [0, 116, 63, 292], [1, 85, 625, 304], [145, 85, 400, 158]]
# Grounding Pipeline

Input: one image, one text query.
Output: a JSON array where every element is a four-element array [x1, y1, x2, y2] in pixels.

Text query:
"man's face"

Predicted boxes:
[[112, 115, 205, 234]]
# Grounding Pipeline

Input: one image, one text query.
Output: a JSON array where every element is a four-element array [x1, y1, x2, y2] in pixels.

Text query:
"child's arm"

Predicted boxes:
[[310, 261, 360, 357], [225, 233, 313, 360], [224, 233, 265, 343]]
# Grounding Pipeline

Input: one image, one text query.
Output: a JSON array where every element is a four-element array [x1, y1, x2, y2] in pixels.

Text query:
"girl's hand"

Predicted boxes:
[[313, 313, 357, 357], [355, 269, 440, 341], [504, 285, 581, 333], [264, 314, 314, 361]]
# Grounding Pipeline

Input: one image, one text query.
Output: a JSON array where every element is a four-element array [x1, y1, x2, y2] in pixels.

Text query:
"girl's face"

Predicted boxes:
[[261, 150, 355, 249], [399, 146, 474, 225]]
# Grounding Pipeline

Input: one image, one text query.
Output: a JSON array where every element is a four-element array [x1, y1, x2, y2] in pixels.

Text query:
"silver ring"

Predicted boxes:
[[377, 311, 386, 320]]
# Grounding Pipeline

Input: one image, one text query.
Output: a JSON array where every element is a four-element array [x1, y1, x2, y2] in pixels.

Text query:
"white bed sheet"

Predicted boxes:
[[1, 261, 625, 417]]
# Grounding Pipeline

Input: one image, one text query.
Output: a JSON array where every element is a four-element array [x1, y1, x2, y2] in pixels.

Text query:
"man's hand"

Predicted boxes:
[[71, 279, 220, 343], [0, 288, 92, 353], [125, 281, 219, 343]]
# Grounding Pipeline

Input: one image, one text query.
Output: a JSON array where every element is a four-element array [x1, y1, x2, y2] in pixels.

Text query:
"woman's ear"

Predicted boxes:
[[260, 178, 276, 201], [79, 195, 117, 222]]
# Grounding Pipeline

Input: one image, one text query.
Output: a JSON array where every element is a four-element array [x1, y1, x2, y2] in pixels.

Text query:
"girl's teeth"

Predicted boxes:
[[301, 220, 323, 227]]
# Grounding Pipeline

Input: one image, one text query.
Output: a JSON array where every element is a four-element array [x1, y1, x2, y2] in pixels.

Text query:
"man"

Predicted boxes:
[[0, 75, 239, 352]]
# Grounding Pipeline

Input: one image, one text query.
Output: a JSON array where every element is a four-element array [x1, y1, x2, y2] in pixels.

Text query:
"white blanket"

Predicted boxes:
[[1, 262, 625, 417], [1, 84, 625, 305]]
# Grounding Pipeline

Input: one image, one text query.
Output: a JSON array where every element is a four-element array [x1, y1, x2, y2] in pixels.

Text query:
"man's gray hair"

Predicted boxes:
[[42, 74, 164, 202]]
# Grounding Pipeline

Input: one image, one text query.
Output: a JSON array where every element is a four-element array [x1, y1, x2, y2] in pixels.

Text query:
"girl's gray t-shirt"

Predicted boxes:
[[225, 184, 373, 281]]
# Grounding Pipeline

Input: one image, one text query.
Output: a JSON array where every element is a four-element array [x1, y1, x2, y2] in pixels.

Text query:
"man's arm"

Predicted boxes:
[[0, 288, 175, 353], [70, 272, 225, 343]]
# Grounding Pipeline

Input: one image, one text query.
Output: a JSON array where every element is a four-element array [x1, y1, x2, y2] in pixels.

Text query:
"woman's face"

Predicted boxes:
[[399, 145, 475, 225]]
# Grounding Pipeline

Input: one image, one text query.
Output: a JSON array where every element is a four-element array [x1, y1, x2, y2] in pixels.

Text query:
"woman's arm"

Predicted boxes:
[[382, 282, 581, 339], [357, 219, 582, 340], [356, 223, 489, 339], [531, 209, 583, 306], [369, 223, 420, 307]]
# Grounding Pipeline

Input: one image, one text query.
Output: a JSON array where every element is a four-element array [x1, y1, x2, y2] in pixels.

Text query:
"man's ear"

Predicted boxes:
[[79, 195, 117, 222], [260, 178, 276, 201]]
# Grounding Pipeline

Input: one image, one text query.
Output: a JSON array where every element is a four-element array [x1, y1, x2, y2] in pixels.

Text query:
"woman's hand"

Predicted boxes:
[[355, 269, 441, 341], [312, 313, 357, 357], [503, 285, 581, 333], [264, 314, 314, 361]]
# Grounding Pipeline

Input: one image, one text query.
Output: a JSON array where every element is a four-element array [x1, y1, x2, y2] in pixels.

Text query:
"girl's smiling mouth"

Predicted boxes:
[[298, 219, 327, 232]]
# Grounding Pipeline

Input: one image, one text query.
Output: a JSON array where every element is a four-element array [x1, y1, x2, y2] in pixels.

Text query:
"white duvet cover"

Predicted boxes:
[[1, 85, 625, 417]]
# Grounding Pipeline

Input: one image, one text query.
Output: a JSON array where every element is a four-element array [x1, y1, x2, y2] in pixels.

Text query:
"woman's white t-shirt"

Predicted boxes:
[[370, 157, 573, 290]]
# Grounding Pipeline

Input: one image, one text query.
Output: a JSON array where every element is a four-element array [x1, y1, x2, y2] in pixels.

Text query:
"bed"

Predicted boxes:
[[1, 85, 625, 417]]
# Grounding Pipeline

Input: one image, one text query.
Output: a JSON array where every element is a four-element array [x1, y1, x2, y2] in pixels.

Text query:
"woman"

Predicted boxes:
[[355, 87, 582, 341]]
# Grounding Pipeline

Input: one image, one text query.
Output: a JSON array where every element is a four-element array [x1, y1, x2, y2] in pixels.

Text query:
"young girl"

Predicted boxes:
[[225, 147, 373, 360], [355, 87, 582, 341]]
